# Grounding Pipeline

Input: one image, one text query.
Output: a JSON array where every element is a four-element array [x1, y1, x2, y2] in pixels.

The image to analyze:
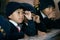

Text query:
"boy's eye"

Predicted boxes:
[[23, 11, 25, 14], [18, 12, 20, 13]]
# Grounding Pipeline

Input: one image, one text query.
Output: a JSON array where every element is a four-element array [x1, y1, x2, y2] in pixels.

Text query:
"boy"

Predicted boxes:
[[5, 2, 25, 40], [21, 3, 37, 37], [5, 2, 37, 40], [34, 0, 56, 37]]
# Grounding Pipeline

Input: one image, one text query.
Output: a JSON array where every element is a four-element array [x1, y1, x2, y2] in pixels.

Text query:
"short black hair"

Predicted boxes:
[[58, 1, 60, 10], [21, 3, 36, 14], [5, 2, 26, 17], [39, 0, 55, 11]]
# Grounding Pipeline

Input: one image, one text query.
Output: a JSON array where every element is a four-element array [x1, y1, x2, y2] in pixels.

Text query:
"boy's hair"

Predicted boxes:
[[58, 1, 60, 10], [5, 2, 25, 17], [21, 3, 36, 15], [39, 0, 55, 11]]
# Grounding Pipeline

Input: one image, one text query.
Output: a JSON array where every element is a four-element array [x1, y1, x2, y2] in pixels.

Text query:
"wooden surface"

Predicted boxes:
[[18, 29, 60, 40]]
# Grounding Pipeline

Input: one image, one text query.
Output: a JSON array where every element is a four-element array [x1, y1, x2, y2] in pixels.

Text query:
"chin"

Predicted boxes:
[[18, 21, 23, 23]]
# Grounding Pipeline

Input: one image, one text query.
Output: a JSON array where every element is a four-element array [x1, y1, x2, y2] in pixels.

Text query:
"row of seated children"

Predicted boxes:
[[0, 0, 60, 40], [0, 2, 42, 40]]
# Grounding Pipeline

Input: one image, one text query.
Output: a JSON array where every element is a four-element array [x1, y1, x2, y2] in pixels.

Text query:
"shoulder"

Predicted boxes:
[[0, 15, 11, 34], [0, 26, 6, 37]]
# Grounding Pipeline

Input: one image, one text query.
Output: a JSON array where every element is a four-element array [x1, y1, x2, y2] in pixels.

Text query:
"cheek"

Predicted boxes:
[[18, 18, 24, 23], [44, 10, 51, 15], [18, 15, 24, 22], [19, 17, 24, 21], [11, 15, 19, 21], [13, 16, 19, 21], [20, 14, 24, 19]]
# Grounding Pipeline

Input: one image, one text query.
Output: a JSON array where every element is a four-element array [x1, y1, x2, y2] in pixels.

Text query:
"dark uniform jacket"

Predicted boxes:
[[0, 15, 10, 40], [0, 15, 37, 40]]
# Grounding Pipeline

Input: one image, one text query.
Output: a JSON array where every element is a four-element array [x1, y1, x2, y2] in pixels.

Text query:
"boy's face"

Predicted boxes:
[[9, 9, 24, 23], [42, 7, 55, 16]]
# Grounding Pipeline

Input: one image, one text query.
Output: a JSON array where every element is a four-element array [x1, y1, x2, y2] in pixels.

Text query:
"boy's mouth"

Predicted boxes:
[[19, 18, 24, 20]]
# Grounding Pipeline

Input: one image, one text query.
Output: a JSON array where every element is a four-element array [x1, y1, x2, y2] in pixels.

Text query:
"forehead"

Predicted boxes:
[[15, 9, 24, 12], [46, 6, 54, 9], [44, 7, 55, 11]]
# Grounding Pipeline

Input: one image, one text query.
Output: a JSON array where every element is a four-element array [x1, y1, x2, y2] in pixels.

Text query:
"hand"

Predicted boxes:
[[24, 11, 32, 20], [38, 30, 47, 37], [48, 12, 56, 19], [33, 15, 40, 23]]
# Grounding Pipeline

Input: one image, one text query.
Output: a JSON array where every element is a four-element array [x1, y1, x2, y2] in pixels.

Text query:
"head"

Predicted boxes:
[[42, 6, 55, 16], [40, 0, 55, 16], [8, 9, 24, 23], [21, 3, 37, 22], [6, 2, 25, 24]]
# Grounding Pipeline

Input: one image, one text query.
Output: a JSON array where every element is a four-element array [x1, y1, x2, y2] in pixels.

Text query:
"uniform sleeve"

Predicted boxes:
[[24, 20, 36, 36]]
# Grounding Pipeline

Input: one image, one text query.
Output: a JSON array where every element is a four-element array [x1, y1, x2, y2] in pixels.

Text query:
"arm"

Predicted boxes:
[[24, 11, 36, 36]]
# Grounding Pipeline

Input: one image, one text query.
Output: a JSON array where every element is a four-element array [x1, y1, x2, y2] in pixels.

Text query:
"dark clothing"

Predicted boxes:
[[52, 19, 60, 29], [0, 15, 37, 40], [8, 20, 37, 39], [8, 22, 24, 40], [0, 33, 5, 40], [0, 15, 10, 40], [37, 12, 60, 32], [23, 20, 37, 36], [0, 15, 24, 40]]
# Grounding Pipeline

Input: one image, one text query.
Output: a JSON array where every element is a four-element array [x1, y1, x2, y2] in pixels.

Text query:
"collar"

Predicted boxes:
[[40, 11, 47, 18], [9, 20, 18, 26]]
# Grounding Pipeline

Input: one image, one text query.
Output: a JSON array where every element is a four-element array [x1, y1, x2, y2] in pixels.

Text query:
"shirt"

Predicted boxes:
[[9, 20, 21, 32], [40, 11, 47, 19]]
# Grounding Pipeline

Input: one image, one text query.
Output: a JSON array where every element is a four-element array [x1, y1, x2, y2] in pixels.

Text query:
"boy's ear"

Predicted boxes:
[[8, 15, 12, 19]]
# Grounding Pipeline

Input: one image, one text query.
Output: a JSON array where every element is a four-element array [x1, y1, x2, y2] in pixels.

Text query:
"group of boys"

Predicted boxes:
[[0, 0, 60, 40]]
